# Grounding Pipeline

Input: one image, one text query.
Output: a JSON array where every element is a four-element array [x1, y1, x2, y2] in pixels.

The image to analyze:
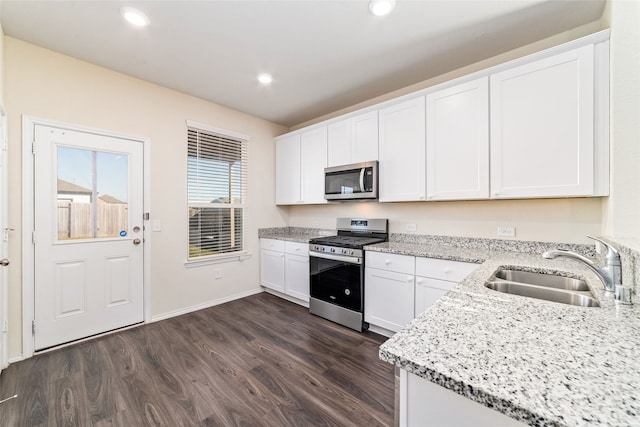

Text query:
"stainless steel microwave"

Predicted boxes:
[[324, 161, 378, 201]]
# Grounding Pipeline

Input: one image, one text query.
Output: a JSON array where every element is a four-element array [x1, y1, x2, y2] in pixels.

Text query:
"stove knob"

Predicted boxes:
[[350, 250, 354, 256], [342, 249, 347, 254], [330, 248, 336, 253]]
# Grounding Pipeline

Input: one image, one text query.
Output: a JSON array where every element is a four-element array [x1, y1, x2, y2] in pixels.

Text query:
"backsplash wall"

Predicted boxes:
[[283, 197, 603, 245]]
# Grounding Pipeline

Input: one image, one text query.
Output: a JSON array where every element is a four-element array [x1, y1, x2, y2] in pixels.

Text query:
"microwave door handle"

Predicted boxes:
[[359, 168, 365, 192]]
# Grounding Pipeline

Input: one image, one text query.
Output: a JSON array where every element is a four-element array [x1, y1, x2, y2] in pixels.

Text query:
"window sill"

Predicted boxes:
[[184, 251, 252, 268]]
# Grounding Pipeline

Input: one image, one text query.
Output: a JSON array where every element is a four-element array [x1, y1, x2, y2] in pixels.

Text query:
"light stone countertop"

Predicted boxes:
[[258, 227, 334, 244], [376, 249, 640, 427]]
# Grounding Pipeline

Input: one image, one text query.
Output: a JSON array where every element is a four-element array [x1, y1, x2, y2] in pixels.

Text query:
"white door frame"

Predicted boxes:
[[22, 115, 151, 359]]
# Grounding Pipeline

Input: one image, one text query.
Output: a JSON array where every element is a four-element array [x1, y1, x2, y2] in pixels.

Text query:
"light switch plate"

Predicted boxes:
[[152, 220, 162, 232]]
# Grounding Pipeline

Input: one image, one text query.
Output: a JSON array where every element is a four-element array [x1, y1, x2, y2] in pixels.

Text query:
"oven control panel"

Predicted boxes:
[[309, 244, 362, 259]]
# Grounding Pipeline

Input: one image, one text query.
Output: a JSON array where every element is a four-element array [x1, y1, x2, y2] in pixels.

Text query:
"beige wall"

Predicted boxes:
[[601, 0, 640, 238], [4, 37, 288, 358], [285, 20, 610, 245]]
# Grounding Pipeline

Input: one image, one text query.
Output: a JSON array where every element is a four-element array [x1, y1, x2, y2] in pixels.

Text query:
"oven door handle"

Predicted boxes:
[[310, 251, 362, 265]]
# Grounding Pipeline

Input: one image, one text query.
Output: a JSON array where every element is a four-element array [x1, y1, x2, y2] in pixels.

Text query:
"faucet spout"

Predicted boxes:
[[542, 236, 622, 294]]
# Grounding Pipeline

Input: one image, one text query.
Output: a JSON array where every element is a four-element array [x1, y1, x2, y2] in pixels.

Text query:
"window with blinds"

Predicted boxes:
[[187, 125, 247, 260]]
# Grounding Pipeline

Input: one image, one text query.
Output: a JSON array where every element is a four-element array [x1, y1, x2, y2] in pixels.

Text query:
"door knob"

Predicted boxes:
[[0, 258, 9, 266], [133, 238, 141, 245]]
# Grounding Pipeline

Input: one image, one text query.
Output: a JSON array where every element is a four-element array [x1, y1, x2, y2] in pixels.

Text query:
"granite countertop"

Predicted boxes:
[[258, 226, 334, 244], [378, 250, 640, 427]]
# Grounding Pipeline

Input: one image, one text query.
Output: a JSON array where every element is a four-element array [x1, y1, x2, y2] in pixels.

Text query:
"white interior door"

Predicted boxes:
[[33, 125, 144, 351], [0, 111, 8, 371]]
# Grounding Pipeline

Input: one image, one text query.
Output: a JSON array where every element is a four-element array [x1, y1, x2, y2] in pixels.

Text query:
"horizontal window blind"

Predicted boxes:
[[187, 126, 247, 259]]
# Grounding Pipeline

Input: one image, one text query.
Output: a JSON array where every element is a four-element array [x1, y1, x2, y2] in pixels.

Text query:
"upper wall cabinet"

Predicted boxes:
[[489, 45, 603, 198], [426, 77, 490, 201], [327, 110, 379, 167], [275, 134, 301, 205], [275, 127, 328, 205], [378, 96, 426, 202]]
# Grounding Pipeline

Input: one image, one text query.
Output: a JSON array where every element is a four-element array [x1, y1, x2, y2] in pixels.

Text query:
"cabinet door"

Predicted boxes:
[[300, 126, 328, 204], [415, 277, 454, 316], [351, 110, 379, 163], [365, 268, 415, 332], [327, 119, 352, 167], [379, 96, 426, 202], [285, 254, 310, 302], [275, 134, 301, 205], [260, 249, 285, 292], [426, 77, 489, 200], [490, 45, 595, 198]]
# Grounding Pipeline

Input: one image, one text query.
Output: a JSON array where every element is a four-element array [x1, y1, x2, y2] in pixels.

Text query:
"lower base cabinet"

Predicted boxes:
[[365, 251, 478, 335], [400, 370, 527, 426], [260, 239, 309, 305]]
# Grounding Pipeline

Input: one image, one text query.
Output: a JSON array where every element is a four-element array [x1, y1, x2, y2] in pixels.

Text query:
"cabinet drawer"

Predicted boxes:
[[366, 252, 415, 274], [260, 238, 285, 252], [415, 257, 478, 282], [285, 241, 309, 257]]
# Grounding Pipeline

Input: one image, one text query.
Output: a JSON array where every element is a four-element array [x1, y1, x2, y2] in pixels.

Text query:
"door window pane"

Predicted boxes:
[[57, 146, 129, 240]]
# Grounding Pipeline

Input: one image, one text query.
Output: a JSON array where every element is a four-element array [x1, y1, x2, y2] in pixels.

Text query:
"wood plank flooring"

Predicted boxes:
[[0, 293, 394, 426]]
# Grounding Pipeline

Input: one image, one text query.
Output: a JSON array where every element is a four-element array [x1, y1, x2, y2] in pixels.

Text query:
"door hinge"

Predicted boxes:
[[32, 231, 36, 244], [2, 138, 7, 151], [2, 320, 7, 332], [32, 142, 36, 154], [32, 320, 35, 334], [143, 212, 150, 221]]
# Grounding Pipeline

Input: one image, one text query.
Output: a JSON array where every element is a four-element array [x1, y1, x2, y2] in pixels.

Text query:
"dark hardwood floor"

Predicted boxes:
[[0, 292, 394, 426]]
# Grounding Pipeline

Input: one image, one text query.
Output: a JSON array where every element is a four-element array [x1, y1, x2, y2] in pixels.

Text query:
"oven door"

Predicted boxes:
[[309, 252, 363, 312]]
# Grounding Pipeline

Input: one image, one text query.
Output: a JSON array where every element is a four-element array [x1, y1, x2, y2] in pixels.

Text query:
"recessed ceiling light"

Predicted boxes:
[[121, 7, 149, 27], [257, 73, 273, 85], [369, 0, 396, 16]]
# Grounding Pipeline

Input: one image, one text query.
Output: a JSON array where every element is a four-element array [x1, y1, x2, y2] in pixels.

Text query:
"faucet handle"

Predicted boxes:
[[586, 235, 621, 262]]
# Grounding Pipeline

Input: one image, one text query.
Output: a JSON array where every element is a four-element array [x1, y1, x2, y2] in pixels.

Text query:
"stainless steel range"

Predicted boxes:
[[309, 218, 389, 331]]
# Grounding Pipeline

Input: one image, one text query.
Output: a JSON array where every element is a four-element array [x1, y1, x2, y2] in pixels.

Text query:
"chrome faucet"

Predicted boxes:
[[542, 236, 624, 297]]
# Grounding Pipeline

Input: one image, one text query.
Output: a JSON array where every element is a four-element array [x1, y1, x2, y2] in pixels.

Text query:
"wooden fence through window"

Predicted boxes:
[[57, 202, 128, 239]]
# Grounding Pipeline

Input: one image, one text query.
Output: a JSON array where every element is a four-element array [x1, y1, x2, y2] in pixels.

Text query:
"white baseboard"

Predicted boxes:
[[8, 355, 24, 364], [151, 288, 264, 322]]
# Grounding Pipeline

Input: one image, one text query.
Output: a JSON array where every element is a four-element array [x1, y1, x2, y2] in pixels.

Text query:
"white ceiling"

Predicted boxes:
[[0, 0, 605, 127]]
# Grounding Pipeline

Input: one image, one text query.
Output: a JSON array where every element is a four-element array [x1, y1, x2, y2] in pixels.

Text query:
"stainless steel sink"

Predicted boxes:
[[485, 269, 600, 307], [494, 269, 589, 291]]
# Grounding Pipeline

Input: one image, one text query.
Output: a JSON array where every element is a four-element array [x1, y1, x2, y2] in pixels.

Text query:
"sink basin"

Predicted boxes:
[[485, 281, 600, 307], [494, 269, 589, 291], [485, 269, 599, 307]]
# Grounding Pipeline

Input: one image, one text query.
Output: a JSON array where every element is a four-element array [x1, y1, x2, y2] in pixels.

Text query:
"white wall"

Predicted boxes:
[[4, 38, 288, 359], [285, 20, 609, 245], [601, 0, 640, 238]]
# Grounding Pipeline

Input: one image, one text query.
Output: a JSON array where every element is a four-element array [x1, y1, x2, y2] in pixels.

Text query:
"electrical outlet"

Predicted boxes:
[[152, 220, 162, 232], [215, 270, 222, 279], [312, 220, 319, 227], [406, 223, 417, 232], [497, 226, 516, 237]]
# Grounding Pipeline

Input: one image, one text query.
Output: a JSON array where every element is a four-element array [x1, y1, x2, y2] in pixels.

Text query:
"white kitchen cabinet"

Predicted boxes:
[[365, 252, 416, 333], [275, 127, 328, 205], [426, 77, 489, 200], [490, 45, 597, 198], [327, 110, 378, 167], [275, 134, 301, 205], [284, 241, 310, 302], [260, 239, 310, 305], [400, 370, 527, 427], [378, 96, 426, 202], [415, 257, 478, 315], [300, 126, 328, 204], [260, 239, 286, 293]]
